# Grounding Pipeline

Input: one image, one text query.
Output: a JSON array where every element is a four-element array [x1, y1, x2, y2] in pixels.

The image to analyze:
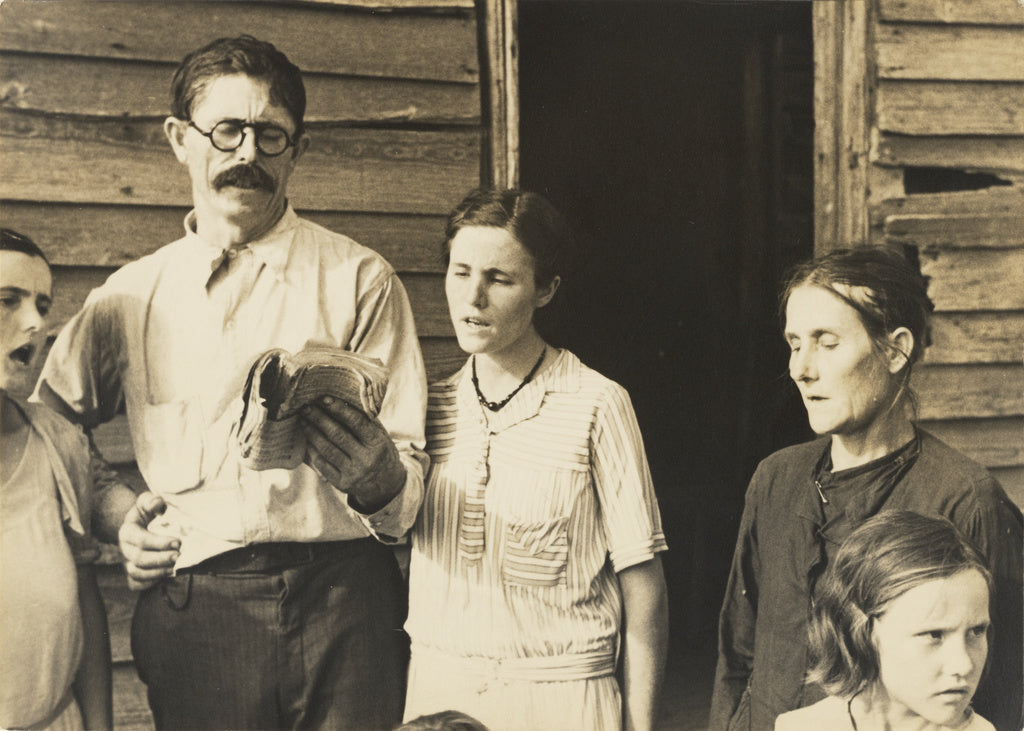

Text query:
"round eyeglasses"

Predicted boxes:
[[188, 119, 295, 157]]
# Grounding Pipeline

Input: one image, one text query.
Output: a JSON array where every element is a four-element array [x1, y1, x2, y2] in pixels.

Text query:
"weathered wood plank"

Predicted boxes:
[[303, 212, 446, 273], [112, 662, 154, 731], [992, 466, 1024, 511], [873, 134, 1024, 173], [421, 336, 464, 381], [0, 54, 479, 124], [925, 312, 1024, 365], [299, 0, 474, 8], [913, 364, 1024, 420], [813, 0, 872, 252], [47, 267, 107, 336], [884, 213, 1024, 249], [876, 24, 1024, 81], [47, 267, 455, 338], [877, 80, 1024, 135], [879, 0, 1024, 26], [992, 468, 1024, 513], [919, 247, 1024, 310], [0, 0, 478, 83], [401, 272, 453, 338], [871, 189, 1024, 228], [0, 202, 447, 273], [919, 418, 1024, 468], [0, 114, 481, 214]]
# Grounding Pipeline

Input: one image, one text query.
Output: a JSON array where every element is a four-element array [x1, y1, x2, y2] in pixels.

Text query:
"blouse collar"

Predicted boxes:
[[455, 348, 580, 433]]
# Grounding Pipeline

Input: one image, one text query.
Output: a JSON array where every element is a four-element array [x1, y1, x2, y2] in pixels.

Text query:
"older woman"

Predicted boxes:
[[403, 189, 669, 731], [710, 247, 1023, 731]]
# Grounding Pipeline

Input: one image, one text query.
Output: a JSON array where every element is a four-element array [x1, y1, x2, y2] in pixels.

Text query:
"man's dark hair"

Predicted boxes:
[[1, 228, 49, 264], [170, 35, 306, 136]]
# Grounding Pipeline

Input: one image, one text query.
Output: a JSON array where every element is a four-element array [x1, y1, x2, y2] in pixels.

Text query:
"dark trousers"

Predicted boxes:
[[131, 538, 409, 730]]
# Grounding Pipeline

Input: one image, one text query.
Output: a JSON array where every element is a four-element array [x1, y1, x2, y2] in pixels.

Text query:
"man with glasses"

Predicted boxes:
[[34, 35, 427, 730]]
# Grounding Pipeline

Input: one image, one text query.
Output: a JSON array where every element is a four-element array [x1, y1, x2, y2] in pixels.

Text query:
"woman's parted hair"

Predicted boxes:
[[807, 510, 992, 697], [443, 188, 577, 289], [170, 35, 306, 137], [780, 246, 934, 366]]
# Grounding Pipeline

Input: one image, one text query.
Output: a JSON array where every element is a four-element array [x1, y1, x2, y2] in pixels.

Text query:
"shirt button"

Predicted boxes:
[[227, 248, 239, 259]]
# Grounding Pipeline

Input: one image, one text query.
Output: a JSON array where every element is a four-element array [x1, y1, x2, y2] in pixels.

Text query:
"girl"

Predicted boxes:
[[777, 510, 995, 731], [403, 189, 669, 731]]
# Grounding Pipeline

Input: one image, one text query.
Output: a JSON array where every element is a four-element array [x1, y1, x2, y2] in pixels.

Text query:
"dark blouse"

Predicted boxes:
[[711, 429, 1023, 731]]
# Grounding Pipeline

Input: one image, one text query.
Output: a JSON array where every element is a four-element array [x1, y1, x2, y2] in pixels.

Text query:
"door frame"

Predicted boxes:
[[483, 0, 519, 188]]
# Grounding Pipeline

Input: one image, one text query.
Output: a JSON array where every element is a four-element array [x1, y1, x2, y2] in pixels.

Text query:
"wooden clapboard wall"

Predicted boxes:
[[816, 0, 1024, 507], [0, 1, 495, 726], [0, 0, 487, 387], [0, 0, 496, 459]]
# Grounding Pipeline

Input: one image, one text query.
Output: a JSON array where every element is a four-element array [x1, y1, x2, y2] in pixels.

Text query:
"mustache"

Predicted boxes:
[[213, 164, 276, 192]]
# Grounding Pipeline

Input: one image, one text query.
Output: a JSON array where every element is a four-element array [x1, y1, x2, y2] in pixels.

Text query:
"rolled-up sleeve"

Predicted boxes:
[[590, 382, 667, 572], [35, 288, 124, 429], [348, 271, 428, 541]]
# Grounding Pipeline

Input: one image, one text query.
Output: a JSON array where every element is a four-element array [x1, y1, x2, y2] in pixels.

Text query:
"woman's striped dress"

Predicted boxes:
[[404, 349, 667, 731]]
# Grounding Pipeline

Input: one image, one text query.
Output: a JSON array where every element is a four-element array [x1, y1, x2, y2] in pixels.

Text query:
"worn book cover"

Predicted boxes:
[[237, 345, 389, 471]]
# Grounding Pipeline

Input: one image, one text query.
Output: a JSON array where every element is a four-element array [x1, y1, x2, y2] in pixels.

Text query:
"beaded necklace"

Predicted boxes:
[[472, 346, 546, 412]]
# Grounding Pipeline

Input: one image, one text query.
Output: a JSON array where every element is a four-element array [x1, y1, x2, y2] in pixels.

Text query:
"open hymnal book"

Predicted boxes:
[[237, 345, 389, 471]]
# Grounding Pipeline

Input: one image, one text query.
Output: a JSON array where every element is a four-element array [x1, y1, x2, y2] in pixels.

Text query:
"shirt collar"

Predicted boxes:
[[455, 348, 580, 433], [183, 204, 300, 285]]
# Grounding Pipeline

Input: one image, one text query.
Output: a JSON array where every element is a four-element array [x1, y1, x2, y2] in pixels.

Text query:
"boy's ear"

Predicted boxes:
[[163, 117, 190, 163]]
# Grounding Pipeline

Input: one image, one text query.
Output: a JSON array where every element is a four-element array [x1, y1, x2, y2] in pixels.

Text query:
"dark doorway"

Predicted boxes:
[[517, 0, 815, 696]]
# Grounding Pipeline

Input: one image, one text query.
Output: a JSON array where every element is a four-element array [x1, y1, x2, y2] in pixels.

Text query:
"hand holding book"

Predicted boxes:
[[301, 396, 409, 514], [237, 345, 389, 471]]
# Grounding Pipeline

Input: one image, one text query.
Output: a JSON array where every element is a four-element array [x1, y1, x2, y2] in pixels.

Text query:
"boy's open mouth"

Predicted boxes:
[[8, 343, 36, 365]]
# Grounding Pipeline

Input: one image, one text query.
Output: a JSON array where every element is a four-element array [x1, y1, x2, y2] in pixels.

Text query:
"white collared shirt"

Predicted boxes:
[[36, 206, 428, 568]]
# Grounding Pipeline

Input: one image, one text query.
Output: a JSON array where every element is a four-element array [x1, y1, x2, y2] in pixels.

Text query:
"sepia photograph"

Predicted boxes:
[[0, 1, 1021, 729]]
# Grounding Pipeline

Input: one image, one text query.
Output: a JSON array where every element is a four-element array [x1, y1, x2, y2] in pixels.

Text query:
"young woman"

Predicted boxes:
[[403, 189, 669, 731], [776, 511, 995, 731], [711, 247, 1023, 731], [0, 229, 112, 730]]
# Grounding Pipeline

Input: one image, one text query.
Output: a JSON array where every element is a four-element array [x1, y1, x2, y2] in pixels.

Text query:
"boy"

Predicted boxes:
[[0, 228, 113, 730]]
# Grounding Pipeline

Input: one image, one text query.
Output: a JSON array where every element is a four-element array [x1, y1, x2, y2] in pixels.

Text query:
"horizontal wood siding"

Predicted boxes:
[[1, 202, 448, 272], [1, 114, 480, 213], [876, 24, 1024, 81], [1, 54, 480, 124], [878, 0, 1024, 26], [0, 0, 477, 373], [925, 313, 1024, 365], [869, 0, 1024, 506], [0, 3, 485, 726], [874, 134, 1024, 172], [0, 1, 479, 81]]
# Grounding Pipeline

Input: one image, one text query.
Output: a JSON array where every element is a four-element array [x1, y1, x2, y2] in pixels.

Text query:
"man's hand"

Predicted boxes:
[[119, 492, 179, 591], [301, 396, 407, 514]]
